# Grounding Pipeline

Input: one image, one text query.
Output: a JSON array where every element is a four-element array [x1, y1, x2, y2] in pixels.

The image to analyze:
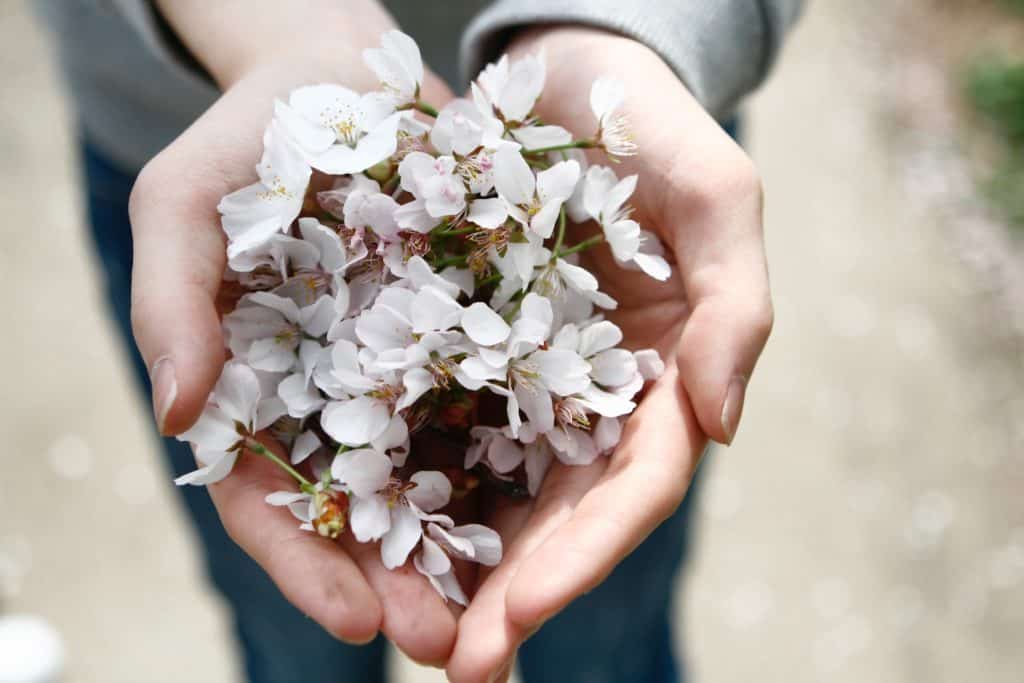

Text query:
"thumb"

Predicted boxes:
[[672, 189, 773, 445], [128, 156, 227, 436]]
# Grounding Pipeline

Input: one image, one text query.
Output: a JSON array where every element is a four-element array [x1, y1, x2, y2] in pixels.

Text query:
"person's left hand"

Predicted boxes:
[[445, 26, 774, 683]]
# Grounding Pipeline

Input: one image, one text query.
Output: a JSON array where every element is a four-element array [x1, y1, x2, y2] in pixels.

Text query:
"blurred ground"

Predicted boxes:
[[0, 1, 1022, 682]]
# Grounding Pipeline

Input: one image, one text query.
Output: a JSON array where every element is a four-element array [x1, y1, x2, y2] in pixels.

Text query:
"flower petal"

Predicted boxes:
[[406, 470, 452, 512], [461, 302, 511, 346], [331, 447, 392, 497], [381, 504, 422, 569], [321, 396, 392, 446], [350, 494, 391, 542]]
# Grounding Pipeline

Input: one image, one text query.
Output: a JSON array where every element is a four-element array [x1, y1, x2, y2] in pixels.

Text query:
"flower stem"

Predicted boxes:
[[437, 225, 477, 238], [556, 233, 605, 258], [244, 437, 313, 489], [552, 206, 567, 255], [433, 254, 468, 269], [414, 100, 439, 118], [522, 140, 596, 156]]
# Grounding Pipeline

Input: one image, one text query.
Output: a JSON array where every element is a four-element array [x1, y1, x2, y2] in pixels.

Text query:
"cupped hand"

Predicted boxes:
[[446, 27, 773, 683], [128, 49, 463, 663]]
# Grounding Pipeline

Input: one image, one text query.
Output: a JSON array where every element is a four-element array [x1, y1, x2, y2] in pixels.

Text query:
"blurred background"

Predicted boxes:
[[1, 0, 1022, 681]]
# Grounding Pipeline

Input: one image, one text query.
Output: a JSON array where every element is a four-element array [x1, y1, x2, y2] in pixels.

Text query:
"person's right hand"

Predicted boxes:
[[128, 0, 460, 665]]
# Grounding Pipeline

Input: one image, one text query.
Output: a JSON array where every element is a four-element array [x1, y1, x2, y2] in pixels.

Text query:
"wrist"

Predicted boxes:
[[155, 0, 397, 89]]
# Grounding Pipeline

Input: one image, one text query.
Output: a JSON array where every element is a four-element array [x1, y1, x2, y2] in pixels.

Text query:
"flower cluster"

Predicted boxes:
[[175, 31, 669, 604]]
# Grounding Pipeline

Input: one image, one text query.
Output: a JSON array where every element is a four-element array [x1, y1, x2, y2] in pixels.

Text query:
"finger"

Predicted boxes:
[[206, 439, 382, 644], [669, 161, 774, 445], [128, 82, 275, 436], [446, 465, 605, 683], [340, 532, 458, 667], [504, 363, 704, 629]]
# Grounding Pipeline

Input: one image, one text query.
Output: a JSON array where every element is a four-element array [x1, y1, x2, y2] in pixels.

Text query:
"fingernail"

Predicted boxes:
[[720, 375, 747, 444], [151, 356, 178, 434]]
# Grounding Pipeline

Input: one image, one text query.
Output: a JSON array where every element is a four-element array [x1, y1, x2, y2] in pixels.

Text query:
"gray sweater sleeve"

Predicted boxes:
[[460, 0, 805, 120]]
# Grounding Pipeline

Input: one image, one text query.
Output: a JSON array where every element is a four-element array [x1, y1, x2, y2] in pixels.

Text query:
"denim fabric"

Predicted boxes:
[[80, 138, 710, 683]]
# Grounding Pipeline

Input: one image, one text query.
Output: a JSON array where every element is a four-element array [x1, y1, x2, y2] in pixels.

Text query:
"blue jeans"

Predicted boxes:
[[81, 141, 701, 683]]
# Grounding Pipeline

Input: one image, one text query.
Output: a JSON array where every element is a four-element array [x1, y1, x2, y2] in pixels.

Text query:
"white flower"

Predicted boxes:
[[457, 293, 591, 436], [430, 98, 504, 157], [581, 166, 671, 281], [219, 119, 311, 260], [530, 257, 617, 310], [266, 478, 348, 538], [475, 53, 546, 123], [415, 522, 502, 605], [175, 363, 274, 486], [493, 145, 579, 238], [278, 84, 401, 175], [397, 152, 465, 220], [362, 30, 423, 106], [223, 291, 336, 373], [590, 78, 637, 157], [333, 450, 453, 569]]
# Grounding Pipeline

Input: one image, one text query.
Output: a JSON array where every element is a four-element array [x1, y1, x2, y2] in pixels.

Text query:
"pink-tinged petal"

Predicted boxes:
[[467, 197, 508, 229], [536, 160, 580, 204], [524, 441, 553, 497], [589, 348, 638, 388], [174, 450, 238, 486], [435, 568, 469, 605], [418, 535, 453, 575], [590, 77, 625, 122], [382, 505, 422, 569], [634, 349, 666, 380], [411, 286, 462, 333], [350, 494, 391, 542], [321, 396, 391, 446], [578, 320, 623, 358], [394, 199, 435, 233], [213, 362, 262, 427], [593, 416, 623, 454], [487, 435, 524, 474], [397, 151, 436, 194], [548, 427, 599, 466], [290, 430, 321, 465], [178, 405, 239, 452], [331, 447, 392, 497], [448, 524, 503, 566], [493, 145, 535, 206], [406, 470, 452, 512], [461, 302, 511, 346]]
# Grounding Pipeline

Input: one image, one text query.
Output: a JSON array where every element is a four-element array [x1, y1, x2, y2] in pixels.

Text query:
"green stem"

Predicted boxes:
[[522, 140, 596, 156], [414, 100, 439, 118], [244, 437, 313, 490], [433, 254, 468, 269], [556, 233, 605, 258], [436, 225, 477, 238], [552, 206, 567, 255], [477, 272, 502, 288]]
